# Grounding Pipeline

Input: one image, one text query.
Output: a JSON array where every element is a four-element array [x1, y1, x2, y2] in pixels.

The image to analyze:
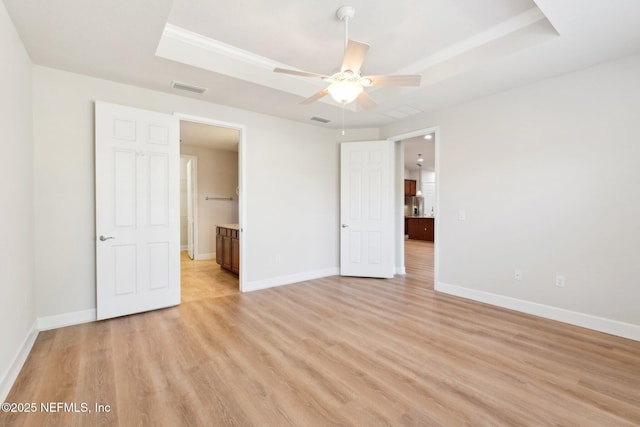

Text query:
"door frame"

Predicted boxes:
[[180, 154, 198, 259], [174, 112, 247, 292], [388, 126, 440, 286]]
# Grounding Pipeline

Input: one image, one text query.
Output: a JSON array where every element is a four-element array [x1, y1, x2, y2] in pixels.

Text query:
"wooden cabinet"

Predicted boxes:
[[222, 234, 231, 269], [215, 233, 223, 265], [231, 238, 240, 274], [407, 217, 434, 241], [216, 225, 239, 275], [404, 179, 417, 196]]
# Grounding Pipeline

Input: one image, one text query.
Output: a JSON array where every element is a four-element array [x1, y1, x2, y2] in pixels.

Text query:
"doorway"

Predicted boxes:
[[176, 113, 246, 298], [390, 127, 439, 287]]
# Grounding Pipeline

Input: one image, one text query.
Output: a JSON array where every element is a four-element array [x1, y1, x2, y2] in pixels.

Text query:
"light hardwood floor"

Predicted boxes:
[[180, 251, 239, 302], [2, 241, 639, 426]]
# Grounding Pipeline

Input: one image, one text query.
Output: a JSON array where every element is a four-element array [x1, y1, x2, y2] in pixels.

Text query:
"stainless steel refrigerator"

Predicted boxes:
[[404, 196, 424, 217]]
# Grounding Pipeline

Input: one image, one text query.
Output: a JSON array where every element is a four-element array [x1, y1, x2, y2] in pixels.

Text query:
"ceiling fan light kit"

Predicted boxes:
[[274, 5, 421, 110], [328, 80, 363, 104]]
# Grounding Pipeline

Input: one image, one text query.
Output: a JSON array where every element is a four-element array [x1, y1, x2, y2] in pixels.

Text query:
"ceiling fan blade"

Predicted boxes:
[[355, 91, 377, 110], [300, 88, 330, 105], [341, 40, 369, 74], [274, 68, 328, 80], [364, 74, 422, 87]]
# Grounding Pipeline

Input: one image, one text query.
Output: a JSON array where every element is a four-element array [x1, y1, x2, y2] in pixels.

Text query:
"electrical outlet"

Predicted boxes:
[[514, 269, 523, 281], [555, 274, 565, 287], [458, 210, 466, 221]]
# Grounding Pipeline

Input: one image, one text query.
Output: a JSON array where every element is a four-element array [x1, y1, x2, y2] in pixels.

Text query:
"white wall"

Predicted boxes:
[[0, 2, 36, 399], [32, 66, 379, 317], [180, 144, 238, 257], [383, 52, 640, 334]]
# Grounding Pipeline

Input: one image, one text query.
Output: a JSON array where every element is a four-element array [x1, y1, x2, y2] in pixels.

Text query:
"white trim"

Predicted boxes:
[[397, 7, 546, 75], [394, 141, 405, 275], [174, 113, 247, 293], [162, 23, 285, 71], [0, 320, 38, 402], [436, 282, 640, 342], [2, 309, 99, 400], [157, 25, 340, 110], [194, 252, 215, 261], [180, 245, 188, 251], [180, 154, 199, 260], [244, 268, 340, 293], [37, 309, 97, 331]]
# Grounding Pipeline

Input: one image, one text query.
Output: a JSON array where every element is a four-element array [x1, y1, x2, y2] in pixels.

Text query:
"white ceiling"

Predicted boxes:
[[404, 135, 435, 172], [5, 0, 640, 129], [180, 120, 239, 151]]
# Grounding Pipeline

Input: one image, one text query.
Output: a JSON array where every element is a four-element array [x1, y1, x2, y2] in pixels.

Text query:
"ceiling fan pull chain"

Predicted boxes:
[[341, 103, 346, 136]]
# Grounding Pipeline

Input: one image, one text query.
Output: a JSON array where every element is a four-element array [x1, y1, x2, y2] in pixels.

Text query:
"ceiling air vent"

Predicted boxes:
[[310, 116, 331, 123], [171, 80, 207, 94]]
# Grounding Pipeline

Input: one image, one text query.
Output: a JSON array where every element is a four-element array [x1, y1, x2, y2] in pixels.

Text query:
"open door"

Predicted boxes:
[[340, 140, 395, 278], [95, 101, 180, 320], [186, 158, 195, 260]]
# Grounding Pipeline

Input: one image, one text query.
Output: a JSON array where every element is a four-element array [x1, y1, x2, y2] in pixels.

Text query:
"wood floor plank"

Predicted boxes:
[[179, 251, 239, 302], [2, 240, 639, 426]]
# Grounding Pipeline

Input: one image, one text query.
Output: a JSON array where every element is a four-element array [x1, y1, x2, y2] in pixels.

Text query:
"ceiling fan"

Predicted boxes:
[[274, 5, 421, 110]]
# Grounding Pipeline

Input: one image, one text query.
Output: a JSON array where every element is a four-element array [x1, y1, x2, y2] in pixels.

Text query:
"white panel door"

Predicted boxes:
[[186, 158, 195, 260], [95, 101, 180, 320], [340, 140, 394, 278]]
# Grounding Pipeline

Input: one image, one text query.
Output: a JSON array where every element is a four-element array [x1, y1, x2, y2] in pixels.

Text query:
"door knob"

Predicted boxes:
[[99, 235, 115, 241], [341, 224, 349, 228]]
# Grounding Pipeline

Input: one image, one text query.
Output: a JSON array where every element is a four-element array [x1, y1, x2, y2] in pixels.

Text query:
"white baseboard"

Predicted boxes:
[[243, 267, 340, 293], [0, 319, 38, 402], [396, 266, 407, 275], [180, 245, 188, 251], [194, 252, 215, 261], [1, 309, 97, 401], [37, 308, 97, 331], [436, 282, 639, 342]]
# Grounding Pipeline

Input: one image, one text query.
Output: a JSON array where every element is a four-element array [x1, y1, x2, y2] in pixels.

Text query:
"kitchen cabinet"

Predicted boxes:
[[216, 224, 240, 275], [404, 179, 416, 196], [407, 217, 434, 241]]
